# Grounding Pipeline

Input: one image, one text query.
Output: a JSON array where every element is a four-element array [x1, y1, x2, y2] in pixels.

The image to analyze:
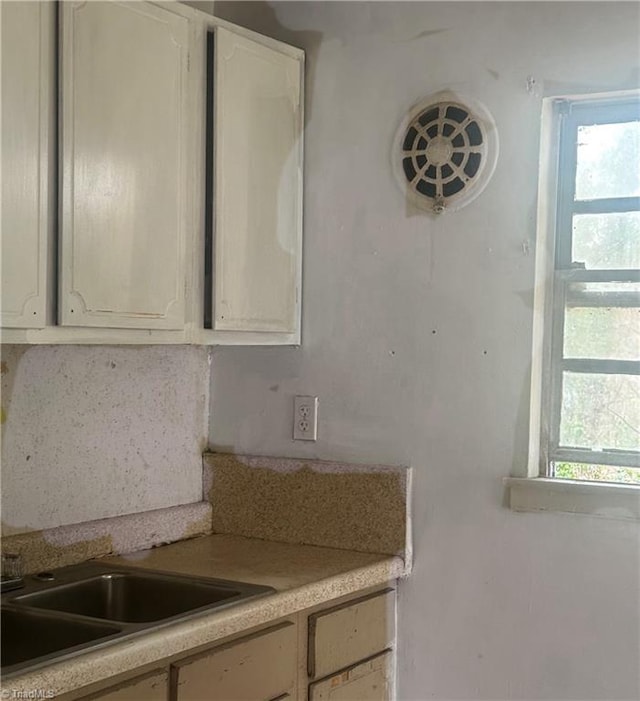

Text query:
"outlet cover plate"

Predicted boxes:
[[293, 395, 318, 441]]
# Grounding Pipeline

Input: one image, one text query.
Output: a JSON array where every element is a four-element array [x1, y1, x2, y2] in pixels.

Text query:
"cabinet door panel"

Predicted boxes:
[[309, 652, 393, 701], [60, 1, 188, 329], [213, 27, 303, 334], [173, 621, 297, 701], [1, 1, 52, 328]]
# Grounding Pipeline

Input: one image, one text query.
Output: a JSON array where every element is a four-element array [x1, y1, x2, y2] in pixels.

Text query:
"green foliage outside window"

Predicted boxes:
[[554, 462, 640, 484]]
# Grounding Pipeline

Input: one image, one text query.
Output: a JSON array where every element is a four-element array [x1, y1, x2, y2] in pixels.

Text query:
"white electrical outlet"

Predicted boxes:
[[293, 395, 318, 441]]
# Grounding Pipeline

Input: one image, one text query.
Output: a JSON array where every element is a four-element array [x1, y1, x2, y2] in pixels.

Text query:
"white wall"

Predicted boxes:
[[1, 345, 210, 534], [209, 3, 640, 699]]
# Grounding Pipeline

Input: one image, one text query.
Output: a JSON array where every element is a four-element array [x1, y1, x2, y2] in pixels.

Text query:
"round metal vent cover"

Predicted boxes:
[[394, 92, 498, 214]]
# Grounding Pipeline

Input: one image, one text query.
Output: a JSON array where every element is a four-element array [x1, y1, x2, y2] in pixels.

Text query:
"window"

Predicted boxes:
[[543, 96, 640, 485]]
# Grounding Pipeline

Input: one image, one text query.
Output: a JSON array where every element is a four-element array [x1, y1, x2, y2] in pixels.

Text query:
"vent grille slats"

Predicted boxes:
[[395, 95, 498, 213]]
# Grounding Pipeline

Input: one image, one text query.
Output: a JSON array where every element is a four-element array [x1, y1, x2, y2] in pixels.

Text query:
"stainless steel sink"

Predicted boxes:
[[1, 562, 274, 679], [13, 571, 241, 623], [1, 607, 121, 669]]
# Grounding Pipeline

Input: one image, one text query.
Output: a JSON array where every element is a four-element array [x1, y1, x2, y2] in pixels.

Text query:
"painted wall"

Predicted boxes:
[[208, 3, 640, 699], [1, 345, 210, 534]]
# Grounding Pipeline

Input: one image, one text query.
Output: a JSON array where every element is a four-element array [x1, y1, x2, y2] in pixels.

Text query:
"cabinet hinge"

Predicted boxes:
[[187, 53, 191, 72]]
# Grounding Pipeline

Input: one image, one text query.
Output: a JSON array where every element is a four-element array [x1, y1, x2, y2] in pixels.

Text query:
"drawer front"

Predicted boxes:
[[82, 670, 168, 701], [308, 589, 396, 679], [309, 651, 393, 701], [172, 621, 297, 701]]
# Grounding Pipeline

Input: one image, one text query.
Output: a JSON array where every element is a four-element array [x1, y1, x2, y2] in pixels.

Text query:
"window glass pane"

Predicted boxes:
[[575, 121, 640, 200], [553, 462, 640, 484], [559, 372, 640, 451], [564, 306, 640, 360], [572, 212, 640, 269]]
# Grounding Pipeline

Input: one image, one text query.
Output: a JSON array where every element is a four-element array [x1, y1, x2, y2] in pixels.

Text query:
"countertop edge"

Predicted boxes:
[[3, 555, 404, 697]]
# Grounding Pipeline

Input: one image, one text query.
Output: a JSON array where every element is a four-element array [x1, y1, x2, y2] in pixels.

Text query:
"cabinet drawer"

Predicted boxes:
[[82, 670, 168, 701], [308, 589, 396, 679], [309, 651, 393, 701], [172, 621, 297, 701]]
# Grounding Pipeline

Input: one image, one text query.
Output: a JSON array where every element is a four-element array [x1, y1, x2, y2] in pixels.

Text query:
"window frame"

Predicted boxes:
[[544, 96, 640, 477], [507, 91, 640, 520]]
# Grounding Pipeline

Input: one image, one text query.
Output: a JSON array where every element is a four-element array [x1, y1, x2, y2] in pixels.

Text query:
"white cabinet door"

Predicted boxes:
[[1, 1, 53, 328], [59, 1, 189, 329], [212, 27, 303, 336]]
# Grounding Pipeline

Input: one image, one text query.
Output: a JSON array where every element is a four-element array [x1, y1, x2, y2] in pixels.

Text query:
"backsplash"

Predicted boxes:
[[204, 452, 412, 563], [1, 345, 211, 534], [1, 502, 212, 574]]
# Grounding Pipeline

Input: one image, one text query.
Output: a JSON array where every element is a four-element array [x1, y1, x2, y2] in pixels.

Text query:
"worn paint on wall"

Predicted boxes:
[[1, 502, 212, 574], [208, 3, 640, 699], [1, 345, 211, 534]]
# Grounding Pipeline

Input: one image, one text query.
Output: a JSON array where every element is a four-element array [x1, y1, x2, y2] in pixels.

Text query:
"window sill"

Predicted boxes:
[[505, 477, 640, 521]]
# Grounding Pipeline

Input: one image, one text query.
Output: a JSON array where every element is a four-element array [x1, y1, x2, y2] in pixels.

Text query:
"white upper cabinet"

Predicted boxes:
[[1, 2, 304, 344], [0, 1, 53, 328], [211, 27, 303, 337], [59, 1, 189, 329]]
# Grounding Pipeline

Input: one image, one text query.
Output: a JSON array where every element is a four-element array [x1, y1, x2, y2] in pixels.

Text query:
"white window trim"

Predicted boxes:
[[507, 90, 640, 520], [506, 477, 640, 520]]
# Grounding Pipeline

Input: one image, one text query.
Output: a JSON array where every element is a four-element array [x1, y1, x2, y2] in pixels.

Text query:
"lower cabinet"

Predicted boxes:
[[307, 589, 396, 701], [76, 587, 396, 701], [171, 621, 297, 701]]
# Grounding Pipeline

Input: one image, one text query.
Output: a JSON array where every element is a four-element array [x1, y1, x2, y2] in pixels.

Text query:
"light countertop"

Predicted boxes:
[[3, 534, 405, 698]]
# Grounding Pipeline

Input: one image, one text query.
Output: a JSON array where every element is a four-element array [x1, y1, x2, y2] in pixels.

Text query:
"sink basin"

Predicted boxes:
[[13, 572, 241, 623], [1, 562, 274, 678], [1, 607, 121, 669]]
